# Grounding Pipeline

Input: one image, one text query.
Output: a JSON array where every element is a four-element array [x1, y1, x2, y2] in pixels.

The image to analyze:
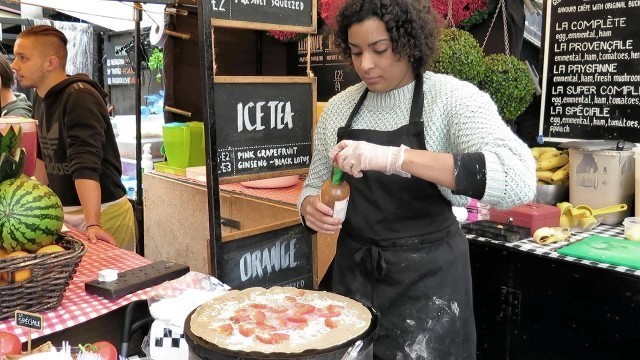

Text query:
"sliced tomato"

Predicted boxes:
[[272, 333, 290, 342], [268, 305, 289, 314], [215, 323, 234, 336], [237, 324, 256, 337], [293, 303, 316, 315], [292, 321, 309, 330], [325, 304, 345, 312], [230, 313, 251, 323], [251, 310, 267, 325], [256, 332, 290, 345], [317, 311, 341, 318], [249, 303, 268, 310], [266, 317, 287, 328], [325, 318, 339, 329], [255, 323, 277, 333], [230, 308, 252, 323], [285, 315, 308, 324]]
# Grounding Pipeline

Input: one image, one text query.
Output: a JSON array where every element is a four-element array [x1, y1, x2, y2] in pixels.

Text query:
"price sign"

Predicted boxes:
[[15, 310, 43, 331]]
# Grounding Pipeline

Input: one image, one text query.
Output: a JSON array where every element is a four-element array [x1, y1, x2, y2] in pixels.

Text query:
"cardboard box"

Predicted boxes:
[[489, 202, 560, 236]]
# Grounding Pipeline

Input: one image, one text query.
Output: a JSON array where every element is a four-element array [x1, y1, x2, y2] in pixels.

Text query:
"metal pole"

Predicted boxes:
[[134, 3, 145, 256], [198, 0, 223, 278]]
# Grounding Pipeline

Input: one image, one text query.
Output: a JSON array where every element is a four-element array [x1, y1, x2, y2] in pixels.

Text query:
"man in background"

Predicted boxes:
[[11, 25, 135, 250], [0, 54, 32, 117]]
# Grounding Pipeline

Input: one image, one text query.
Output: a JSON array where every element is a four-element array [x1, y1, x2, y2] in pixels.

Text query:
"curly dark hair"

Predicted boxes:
[[334, 0, 441, 74], [0, 54, 14, 89]]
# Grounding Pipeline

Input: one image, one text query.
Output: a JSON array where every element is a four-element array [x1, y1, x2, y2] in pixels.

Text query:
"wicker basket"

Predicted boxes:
[[0, 234, 87, 320]]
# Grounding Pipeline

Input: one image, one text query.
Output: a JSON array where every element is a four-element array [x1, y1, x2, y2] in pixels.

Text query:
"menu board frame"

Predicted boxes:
[[213, 76, 316, 184], [198, 0, 318, 284], [209, 0, 317, 33], [538, 0, 640, 143]]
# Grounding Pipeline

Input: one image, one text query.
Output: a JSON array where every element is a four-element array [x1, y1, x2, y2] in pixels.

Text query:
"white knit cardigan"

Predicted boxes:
[[299, 71, 536, 210]]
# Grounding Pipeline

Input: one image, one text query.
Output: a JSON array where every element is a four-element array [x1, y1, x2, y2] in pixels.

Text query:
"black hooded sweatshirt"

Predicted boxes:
[[33, 74, 125, 207]]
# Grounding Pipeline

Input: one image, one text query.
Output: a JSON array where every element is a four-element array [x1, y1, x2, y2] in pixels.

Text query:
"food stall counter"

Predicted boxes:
[[0, 227, 154, 343], [468, 224, 640, 359]]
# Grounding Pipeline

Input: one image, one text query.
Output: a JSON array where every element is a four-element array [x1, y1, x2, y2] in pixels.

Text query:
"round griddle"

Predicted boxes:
[[184, 306, 379, 360]]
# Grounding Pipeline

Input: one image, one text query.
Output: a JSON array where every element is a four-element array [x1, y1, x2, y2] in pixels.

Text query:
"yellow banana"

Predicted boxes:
[[537, 147, 559, 154], [537, 150, 562, 161], [537, 154, 569, 171], [531, 148, 542, 159], [551, 162, 570, 181], [536, 170, 554, 183]]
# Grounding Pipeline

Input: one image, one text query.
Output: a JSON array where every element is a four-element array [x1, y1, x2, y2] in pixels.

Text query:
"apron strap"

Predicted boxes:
[[408, 74, 424, 124], [353, 244, 387, 307]]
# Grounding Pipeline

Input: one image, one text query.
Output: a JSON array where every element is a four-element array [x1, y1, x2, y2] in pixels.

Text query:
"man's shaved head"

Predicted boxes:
[[16, 25, 68, 69]]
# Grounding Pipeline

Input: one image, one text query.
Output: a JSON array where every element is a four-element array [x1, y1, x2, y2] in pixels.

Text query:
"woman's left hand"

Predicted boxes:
[[329, 140, 410, 177]]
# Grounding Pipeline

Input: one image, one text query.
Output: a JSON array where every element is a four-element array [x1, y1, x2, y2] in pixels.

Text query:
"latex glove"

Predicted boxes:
[[329, 140, 410, 178]]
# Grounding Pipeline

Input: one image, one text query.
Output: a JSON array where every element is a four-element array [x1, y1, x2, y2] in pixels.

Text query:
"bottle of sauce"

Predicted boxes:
[[321, 166, 350, 221]]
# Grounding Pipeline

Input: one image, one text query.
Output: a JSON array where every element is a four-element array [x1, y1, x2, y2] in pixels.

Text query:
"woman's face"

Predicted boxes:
[[347, 17, 414, 93]]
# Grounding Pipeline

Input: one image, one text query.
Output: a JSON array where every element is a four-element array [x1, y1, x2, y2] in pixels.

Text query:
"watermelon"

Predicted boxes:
[[0, 124, 26, 183], [0, 177, 64, 252]]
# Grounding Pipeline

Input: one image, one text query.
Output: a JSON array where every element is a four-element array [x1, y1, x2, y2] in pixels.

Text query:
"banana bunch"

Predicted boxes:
[[532, 147, 569, 185]]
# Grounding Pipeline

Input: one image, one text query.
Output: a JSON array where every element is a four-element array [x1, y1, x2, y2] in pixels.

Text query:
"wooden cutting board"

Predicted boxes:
[[557, 235, 640, 270]]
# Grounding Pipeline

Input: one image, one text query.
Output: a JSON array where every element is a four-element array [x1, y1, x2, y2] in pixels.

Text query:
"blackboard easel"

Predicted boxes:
[[198, 0, 317, 283]]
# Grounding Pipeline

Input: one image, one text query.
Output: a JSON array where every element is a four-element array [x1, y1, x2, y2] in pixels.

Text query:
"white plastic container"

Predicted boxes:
[[623, 217, 640, 241], [141, 143, 154, 174], [567, 141, 634, 225]]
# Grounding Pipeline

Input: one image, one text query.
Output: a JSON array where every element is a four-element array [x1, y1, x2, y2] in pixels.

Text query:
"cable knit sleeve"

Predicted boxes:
[[298, 84, 365, 212], [437, 74, 536, 209], [298, 100, 338, 211]]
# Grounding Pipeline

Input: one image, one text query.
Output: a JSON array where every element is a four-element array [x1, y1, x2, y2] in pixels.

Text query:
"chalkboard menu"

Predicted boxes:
[[290, 28, 360, 101], [221, 224, 313, 289], [539, 0, 640, 142], [209, 0, 316, 32], [214, 76, 314, 181], [104, 40, 135, 86]]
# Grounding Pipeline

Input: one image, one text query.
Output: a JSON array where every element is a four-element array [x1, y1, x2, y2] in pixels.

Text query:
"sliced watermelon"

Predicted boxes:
[[0, 147, 26, 183]]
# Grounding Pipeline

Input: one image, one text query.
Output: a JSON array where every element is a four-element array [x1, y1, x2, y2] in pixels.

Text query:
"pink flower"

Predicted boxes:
[[266, 31, 306, 42], [320, 0, 347, 31], [431, 0, 491, 27]]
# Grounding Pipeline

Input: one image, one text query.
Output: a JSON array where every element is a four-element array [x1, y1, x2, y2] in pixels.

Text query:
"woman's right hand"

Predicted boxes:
[[300, 195, 343, 234]]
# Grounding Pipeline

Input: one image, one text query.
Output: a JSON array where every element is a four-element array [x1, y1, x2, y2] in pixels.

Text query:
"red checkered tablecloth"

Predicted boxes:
[[0, 227, 154, 342]]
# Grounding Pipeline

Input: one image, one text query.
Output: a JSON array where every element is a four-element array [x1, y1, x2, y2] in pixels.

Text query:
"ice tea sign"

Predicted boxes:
[[208, 0, 316, 32], [539, 0, 640, 142], [214, 76, 314, 183]]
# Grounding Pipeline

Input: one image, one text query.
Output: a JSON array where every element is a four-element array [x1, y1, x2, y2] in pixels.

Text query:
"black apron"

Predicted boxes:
[[330, 76, 476, 359]]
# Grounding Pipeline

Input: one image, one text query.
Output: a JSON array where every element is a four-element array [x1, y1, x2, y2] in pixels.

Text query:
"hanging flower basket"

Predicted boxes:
[[432, 28, 485, 85], [320, 0, 347, 32], [266, 31, 308, 43], [432, 0, 498, 29], [478, 54, 536, 121]]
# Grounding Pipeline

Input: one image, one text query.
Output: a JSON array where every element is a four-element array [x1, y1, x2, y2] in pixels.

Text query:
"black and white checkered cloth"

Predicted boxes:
[[467, 224, 640, 275]]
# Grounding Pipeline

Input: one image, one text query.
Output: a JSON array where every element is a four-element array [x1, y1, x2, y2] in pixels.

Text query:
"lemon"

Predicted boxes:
[[6, 251, 32, 283], [36, 244, 65, 254]]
